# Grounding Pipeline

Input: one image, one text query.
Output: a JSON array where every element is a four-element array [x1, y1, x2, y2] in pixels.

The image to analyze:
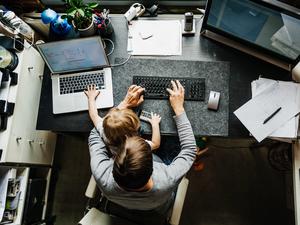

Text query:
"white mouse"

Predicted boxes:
[[208, 91, 220, 111]]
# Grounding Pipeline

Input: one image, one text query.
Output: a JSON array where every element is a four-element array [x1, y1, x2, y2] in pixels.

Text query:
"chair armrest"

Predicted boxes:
[[169, 177, 189, 225], [85, 175, 98, 198]]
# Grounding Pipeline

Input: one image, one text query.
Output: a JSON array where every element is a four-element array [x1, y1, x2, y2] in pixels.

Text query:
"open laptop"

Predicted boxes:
[[37, 36, 113, 114]]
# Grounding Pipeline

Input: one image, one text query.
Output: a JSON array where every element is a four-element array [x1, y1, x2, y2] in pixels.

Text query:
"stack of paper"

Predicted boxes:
[[234, 78, 300, 142], [127, 20, 182, 55]]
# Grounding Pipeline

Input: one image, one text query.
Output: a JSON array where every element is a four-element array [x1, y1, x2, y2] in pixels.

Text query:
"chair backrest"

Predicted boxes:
[[83, 176, 189, 225], [169, 177, 189, 225]]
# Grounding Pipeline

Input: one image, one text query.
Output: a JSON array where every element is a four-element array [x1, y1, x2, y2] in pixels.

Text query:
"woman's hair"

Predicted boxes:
[[113, 136, 153, 190], [103, 108, 140, 147]]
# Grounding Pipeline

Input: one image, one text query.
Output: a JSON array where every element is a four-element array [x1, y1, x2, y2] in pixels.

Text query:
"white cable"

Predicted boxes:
[[10, 34, 34, 52], [110, 54, 132, 67], [102, 38, 114, 56]]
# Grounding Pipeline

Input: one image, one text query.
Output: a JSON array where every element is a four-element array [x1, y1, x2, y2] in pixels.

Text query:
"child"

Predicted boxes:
[[84, 84, 161, 156]]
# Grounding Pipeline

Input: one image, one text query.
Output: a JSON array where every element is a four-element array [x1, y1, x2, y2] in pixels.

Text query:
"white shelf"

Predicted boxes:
[[0, 41, 56, 165]]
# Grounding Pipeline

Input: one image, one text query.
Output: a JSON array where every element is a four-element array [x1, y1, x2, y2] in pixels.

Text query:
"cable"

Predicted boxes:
[[102, 38, 114, 56], [110, 54, 132, 67], [11, 33, 34, 51]]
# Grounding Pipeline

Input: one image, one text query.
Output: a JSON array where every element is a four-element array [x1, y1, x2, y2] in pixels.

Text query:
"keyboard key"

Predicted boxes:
[[59, 72, 105, 95]]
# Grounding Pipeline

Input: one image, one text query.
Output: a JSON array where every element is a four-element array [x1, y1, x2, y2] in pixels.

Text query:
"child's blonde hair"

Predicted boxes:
[[103, 108, 140, 148]]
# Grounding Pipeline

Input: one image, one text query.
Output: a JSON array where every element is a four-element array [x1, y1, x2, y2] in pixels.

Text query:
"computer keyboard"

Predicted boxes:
[[132, 76, 205, 101], [59, 72, 105, 95]]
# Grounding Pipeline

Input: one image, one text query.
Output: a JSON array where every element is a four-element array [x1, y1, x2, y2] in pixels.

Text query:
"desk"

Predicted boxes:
[[36, 15, 291, 136]]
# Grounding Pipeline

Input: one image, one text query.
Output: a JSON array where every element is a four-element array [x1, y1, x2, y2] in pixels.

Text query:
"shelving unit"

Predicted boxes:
[[0, 37, 56, 224], [0, 166, 51, 225], [0, 39, 56, 165]]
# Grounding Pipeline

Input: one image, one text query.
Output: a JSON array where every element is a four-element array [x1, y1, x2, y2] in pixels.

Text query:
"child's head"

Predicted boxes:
[[103, 108, 140, 147], [113, 136, 153, 190]]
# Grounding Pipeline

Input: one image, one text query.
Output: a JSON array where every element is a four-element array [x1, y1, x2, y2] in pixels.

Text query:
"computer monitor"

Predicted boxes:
[[201, 0, 300, 65]]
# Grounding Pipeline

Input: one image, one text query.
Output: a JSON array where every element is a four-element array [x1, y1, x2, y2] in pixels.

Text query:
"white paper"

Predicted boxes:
[[234, 82, 300, 142], [128, 20, 182, 55], [252, 78, 300, 138]]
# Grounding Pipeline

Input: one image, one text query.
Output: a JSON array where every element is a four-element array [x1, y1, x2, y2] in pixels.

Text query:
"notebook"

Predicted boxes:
[[37, 36, 113, 114]]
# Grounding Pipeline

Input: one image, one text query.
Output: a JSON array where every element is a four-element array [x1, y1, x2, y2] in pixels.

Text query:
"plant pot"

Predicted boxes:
[[72, 18, 95, 37]]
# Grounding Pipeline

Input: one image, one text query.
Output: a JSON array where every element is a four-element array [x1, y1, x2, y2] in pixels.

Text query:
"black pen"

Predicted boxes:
[[263, 107, 282, 124]]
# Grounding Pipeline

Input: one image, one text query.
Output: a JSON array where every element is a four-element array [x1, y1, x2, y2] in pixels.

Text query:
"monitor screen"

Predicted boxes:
[[37, 37, 109, 74], [203, 0, 300, 63]]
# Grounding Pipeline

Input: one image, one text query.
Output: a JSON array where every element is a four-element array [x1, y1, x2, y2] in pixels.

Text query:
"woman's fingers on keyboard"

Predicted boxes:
[[166, 88, 175, 95], [176, 80, 184, 93], [170, 80, 178, 91]]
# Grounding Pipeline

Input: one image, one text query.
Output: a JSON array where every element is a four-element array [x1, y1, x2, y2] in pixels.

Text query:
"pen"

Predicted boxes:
[[263, 107, 281, 124]]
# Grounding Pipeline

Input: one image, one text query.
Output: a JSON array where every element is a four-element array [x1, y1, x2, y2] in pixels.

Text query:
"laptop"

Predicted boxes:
[[37, 36, 113, 114]]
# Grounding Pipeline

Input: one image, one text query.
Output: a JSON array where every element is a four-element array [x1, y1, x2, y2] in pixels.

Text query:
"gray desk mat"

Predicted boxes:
[[112, 58, 230, 136]]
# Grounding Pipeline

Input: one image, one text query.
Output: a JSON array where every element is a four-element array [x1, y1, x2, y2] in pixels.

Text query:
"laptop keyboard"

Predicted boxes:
[[59, 71, 105, 95]]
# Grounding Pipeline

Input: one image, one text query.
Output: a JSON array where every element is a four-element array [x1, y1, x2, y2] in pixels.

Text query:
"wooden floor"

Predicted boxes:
[[48, 134, 294, 225]]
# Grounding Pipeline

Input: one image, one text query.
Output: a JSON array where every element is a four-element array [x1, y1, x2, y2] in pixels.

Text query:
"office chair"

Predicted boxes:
[[78, 175, 189, 225]]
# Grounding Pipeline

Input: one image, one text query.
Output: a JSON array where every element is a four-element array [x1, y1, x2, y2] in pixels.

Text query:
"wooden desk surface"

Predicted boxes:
[[37, 15, 291, 136]]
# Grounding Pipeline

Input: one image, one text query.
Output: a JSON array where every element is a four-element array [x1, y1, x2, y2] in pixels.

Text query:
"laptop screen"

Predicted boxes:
[[37, 37, 109, 74]]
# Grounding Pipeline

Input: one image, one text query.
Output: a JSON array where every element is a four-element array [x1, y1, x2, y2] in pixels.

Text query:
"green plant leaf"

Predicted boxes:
[[74, 0, 82, 7], [87, 3, 98, 8], [66, 7, 76, 14], [85, 11, 92, 17], [69, 10, 77, 17], [77, 8, 85, 17]]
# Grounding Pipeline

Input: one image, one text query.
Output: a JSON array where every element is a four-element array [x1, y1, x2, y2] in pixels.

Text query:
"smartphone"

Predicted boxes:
[[184, 12, 193, 32]]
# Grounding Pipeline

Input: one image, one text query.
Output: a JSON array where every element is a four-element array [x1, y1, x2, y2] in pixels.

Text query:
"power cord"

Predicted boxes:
[[110, 54, 132, 67], [11, 34, 34, 51], [108, 17, 132, 68], [102, 38, 114, 56]]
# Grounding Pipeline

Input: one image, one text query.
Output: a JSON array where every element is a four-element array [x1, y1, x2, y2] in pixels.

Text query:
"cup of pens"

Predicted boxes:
[[94, 9, 114, 37]]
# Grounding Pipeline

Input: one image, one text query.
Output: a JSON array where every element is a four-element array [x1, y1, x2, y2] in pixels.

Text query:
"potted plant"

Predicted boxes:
[[62, 0, 99, 37]]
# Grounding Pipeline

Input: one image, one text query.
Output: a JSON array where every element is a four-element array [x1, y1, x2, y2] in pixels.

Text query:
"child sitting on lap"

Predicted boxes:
[[85, 84, 161, 156]]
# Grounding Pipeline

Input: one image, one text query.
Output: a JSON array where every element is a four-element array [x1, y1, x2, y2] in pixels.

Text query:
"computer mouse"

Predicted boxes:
[[207, 91, 220, 111]]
